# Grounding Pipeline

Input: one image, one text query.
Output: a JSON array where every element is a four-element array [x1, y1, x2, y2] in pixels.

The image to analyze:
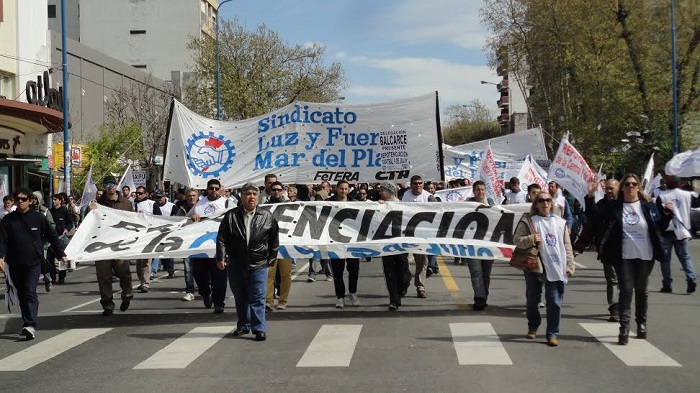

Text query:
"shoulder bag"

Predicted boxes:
[[509, 215, 540, 270]]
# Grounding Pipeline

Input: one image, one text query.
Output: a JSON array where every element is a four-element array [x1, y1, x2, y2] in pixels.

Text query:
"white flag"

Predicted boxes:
[[517, 156, 546, 189], [79, 164, 98, 209], [118, 163, 137, 193], [594, 164, 605, 202], [476, 146, 503, 205], [547, 136, 596, 208], [435, 186, 473, 202], [642, 153, 655, 195]]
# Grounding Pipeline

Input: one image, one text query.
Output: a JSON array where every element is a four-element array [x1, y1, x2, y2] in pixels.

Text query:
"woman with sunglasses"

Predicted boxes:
[[513, 192, 575, 347], [598, 174, 667, 345]]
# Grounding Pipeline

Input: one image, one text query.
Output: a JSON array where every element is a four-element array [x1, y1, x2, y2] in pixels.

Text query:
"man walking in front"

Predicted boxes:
[[0, 188, 69, 339], [217, 183, 279, 341]]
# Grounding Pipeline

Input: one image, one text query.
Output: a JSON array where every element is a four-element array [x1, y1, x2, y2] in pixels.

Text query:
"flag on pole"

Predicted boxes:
[[79, 164, 98, 209], [546, 135, 596, 208], [476, 145, 503, 205], [642, 153, 655, 195], [594, 164, 605, 202], [118, 163, 137, 194]]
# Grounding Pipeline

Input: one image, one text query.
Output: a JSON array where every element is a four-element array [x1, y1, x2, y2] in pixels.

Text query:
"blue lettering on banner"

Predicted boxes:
[[424, 243, 495, 258], [257, 105, 358, 133], [189, 232, 217, 248]]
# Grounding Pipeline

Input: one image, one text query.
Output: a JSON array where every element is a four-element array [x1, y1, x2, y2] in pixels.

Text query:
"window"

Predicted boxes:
[[130, 29, 146, 35], [48, 4, 56, 18], [132, 65, 147, 69]]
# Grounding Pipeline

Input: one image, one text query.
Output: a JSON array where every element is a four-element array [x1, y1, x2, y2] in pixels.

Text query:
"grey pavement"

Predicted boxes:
[[1, 244, 699, 393]]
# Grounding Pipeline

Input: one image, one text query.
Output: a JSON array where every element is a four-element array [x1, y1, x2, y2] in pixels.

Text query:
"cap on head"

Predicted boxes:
[[380, 181, 397, 196], [103, 175, 117, 185]]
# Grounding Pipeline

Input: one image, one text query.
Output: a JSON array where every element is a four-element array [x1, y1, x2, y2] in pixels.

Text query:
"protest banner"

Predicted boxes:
[[547, 136, 596, 207], [516, 156, 547, 189], [164, 94, 443, 188], [65, 201, 530, 263], [435, 186, 473, 202]]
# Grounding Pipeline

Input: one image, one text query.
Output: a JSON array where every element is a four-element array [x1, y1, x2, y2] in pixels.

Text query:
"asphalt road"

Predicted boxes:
[[1, 244, 699, 393]]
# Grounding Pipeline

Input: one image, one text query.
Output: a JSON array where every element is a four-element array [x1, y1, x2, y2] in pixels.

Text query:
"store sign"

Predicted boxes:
[[71, 146, 82, 167], [25, 71, 64, 113]]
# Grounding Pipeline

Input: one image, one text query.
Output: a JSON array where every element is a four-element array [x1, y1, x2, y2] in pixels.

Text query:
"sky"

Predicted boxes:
[[221, 0, 501, 113]]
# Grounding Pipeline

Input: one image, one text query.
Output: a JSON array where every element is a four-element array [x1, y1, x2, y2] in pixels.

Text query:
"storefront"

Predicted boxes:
[[0, 96, 71, 198]]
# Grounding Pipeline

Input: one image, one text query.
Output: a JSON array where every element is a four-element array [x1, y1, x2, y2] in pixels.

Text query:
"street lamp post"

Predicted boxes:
[[671, 0, 679, 154], [216, 0, 235, 121]]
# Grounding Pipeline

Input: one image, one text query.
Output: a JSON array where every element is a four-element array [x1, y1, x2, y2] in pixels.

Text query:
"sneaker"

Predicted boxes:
[[265, 303, 274, 311], [349, 293, 360, 306], [526, 331, 536, 339], [21, 326, 36, 340], [417, 289, 427, 298], [307, 276, 316, 283], [426, 267, 433, 278], [109, 276, 119, 283], [45, 281, 52, 292], [166, 273, 176, 279], [326, 275, 333, 282], [547, 337, 559, 347], [182, 293, 195, 301], [149, 274, 156, 280], [335, 298, 345, 308], [139, 286, 149, 293], [687, 280, 697, 294], [276, 302, 287, 310], [538, 302, 545, 308], [102, 309, 113, 317], [388, 304, 398, 311]]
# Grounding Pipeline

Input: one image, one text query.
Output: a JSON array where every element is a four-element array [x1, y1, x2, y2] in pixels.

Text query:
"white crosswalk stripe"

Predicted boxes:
[[580, 323, 682, 367], [449, 322, 513, 365], [0, 328, 112, 371], [134, 326, 235, 369], [296, 324, 363, 367]]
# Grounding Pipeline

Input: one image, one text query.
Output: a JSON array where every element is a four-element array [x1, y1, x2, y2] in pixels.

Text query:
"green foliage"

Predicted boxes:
[[442, 101, 505, 145], [186, 19, 346, 120], [481, 0, 700, 175]]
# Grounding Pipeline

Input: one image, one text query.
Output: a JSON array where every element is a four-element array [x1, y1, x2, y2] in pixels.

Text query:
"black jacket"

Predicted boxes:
[[573, 196, 610, 256], [49, 205, 75, 235], [598, 199, 668, 263], [0, 209, 66, 268], [215, 206, 279, 270]]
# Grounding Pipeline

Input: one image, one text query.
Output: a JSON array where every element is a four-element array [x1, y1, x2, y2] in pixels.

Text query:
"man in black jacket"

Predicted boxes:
[[0, 188, 69, 340], [216, 182, 279, 341]]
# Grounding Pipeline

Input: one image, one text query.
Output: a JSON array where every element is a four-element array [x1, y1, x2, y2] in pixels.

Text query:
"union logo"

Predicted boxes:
[[186, 132, 235, 178]]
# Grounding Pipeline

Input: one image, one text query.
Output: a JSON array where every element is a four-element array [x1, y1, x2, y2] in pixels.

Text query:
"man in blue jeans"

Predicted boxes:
[[177, 188, 200, 301], [216, 183, 279, 341], [0, 188, 69, 340]]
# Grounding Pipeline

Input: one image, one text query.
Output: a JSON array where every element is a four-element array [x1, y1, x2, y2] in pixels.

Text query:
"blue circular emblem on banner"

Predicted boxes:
[[186, 132, 235, 178]]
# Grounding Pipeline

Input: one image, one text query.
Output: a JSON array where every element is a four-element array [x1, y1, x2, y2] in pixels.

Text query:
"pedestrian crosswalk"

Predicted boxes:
[[0, 322, 684, 372]]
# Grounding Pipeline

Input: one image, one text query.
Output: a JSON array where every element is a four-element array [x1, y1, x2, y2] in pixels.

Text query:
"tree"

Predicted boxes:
[[442, 100, 505, 145], [186, 19, 346, 120], [480, 0, 700, 175]]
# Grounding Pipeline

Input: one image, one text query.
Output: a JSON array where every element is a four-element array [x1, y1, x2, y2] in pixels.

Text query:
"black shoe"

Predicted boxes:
[[637, 323, 647, 339], [109, 276, 119, 283], [203, 295, 213, 309], [473, 298, 487, 311], [102, 309, 114, 317], [44, 281, 52, 292], [433, 269, 439, 275], [426, 268, 433, 278], [139, 286, 149, 293], [214, 307, 224, 314], [119, 298, 131, 312], [660, 286, 672, 293], [57, 277, 65, 285], [388, 304, 398, 311], [687, 281, 697, 294], [254, 331, 267, 341], [232, 328, 250, 336], [618, 327, 629, 345]]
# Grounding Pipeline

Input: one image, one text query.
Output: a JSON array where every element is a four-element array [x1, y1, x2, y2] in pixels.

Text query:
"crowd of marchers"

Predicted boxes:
[[0, 172, 696, 347]]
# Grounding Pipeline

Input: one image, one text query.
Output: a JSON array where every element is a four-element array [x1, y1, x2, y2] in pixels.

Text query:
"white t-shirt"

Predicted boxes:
[[531, 215, 569, 283], [401, 190, 432, 202], [158, 201, 177, 216], [621, 201, 653, 260], [134, 199, 159, 215], [188, 196, 229, 216], [506, 190, 528, 204], [657, 188, 693, 233]]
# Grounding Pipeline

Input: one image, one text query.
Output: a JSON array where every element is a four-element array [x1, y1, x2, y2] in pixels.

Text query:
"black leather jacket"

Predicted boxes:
[[215, 206, 279, 269]]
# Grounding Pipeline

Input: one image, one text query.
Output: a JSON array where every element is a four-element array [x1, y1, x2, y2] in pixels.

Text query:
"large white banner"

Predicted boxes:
[[65, 202, 531, 263], [547, 136, 596, 207], [442, 127, 548, 181], [165, 94, 442, 188]]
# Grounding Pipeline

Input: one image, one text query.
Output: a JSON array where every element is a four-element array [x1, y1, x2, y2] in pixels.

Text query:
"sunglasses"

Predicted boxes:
[[135, 192, 145, 195], [16, 197, 29, 202], [104, 182, 116, 188], [272, 188, 283, 192], [412, 182, 423, 185], [624, 182, 638, 187], [537, 198, 552, 203], [358, 192, 367, 195]]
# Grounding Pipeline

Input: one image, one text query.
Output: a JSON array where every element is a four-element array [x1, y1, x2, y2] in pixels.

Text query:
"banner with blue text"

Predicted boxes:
[[164, 94, 442, 188], [65, 202, 531, 262]]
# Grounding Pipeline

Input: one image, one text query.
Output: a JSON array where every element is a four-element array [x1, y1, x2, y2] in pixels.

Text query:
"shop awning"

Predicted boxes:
[[0, 98, 72, 134]]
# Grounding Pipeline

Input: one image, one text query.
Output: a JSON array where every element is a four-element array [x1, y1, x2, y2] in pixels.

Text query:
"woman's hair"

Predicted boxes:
[[529, 192, 551, 217], [618, 173, 651, 202]]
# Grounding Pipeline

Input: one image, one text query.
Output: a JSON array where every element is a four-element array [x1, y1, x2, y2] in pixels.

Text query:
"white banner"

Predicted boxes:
[[435, 186, 473, 202], [547, 136, 596, 208], [517, 156, 547, 190], [477, 146, 503, 205], [665, 148, 700, 177], [164, 94, 442, 188], [65, 202, 531, 262]]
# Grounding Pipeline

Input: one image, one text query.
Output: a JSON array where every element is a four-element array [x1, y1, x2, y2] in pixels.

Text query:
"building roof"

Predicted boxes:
[[0, 98, 72, 135]]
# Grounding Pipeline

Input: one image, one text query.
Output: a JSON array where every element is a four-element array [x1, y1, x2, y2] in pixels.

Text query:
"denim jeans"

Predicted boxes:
[[427, 255, 438, 271], [229, 266, 268, 333], [467, 259, 493, 301], [524, 271, 565, 339], [8, 263, 41, 328], [616, 258, 654, 329], [602, 261, 619, 310], [151, 258, 175, 276], [182, 258, 195, 294], [660, 235, 697, 288]]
